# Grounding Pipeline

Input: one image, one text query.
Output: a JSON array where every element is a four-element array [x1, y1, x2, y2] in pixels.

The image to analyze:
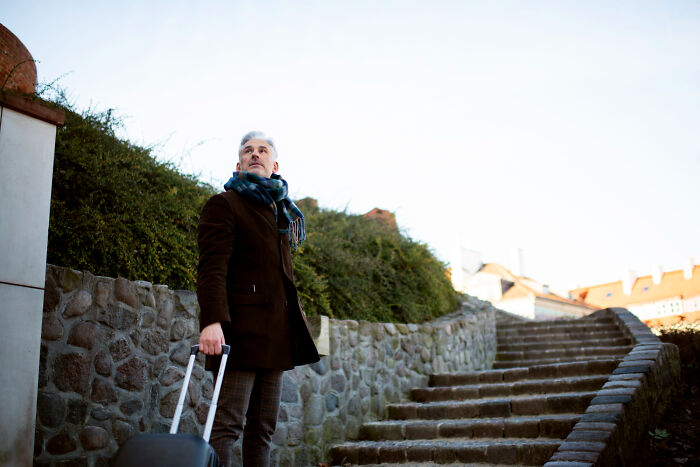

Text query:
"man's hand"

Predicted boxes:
[[199, 322, 225, 355]]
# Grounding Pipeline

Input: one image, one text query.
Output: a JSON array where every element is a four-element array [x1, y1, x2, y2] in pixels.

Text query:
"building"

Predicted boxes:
[[466, 263, 596, 320], [570, 261, 700, 324]]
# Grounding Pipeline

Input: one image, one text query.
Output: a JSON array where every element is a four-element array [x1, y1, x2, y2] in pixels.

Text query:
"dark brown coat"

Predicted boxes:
[[196, 189, 319, 371]]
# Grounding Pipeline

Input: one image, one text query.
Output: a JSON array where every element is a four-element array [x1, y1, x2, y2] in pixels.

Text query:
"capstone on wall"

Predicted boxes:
[[35, 265, 496, 466]]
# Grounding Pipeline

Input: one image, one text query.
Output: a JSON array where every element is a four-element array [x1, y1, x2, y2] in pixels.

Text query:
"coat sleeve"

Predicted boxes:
[[196, 194, 235, 330]]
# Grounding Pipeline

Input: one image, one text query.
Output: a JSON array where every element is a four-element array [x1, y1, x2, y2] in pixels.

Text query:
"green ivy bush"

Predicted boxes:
[[45, 98, 459, 323], [293, 201, 459, 322], [47, 103, 215, 289]]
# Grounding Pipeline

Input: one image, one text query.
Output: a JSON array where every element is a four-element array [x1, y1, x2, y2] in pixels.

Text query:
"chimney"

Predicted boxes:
[[684, 257, 695, 280], [652, 264, 663, 285], [542, 284, 550, 295], [510, 247, 525, 277], [622, 269, 636, 295]]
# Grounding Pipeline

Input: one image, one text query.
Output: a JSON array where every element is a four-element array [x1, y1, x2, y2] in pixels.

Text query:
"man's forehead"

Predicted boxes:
[[242, 139, 272, 149]]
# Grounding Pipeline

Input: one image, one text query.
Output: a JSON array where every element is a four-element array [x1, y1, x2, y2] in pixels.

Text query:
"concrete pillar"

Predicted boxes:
[[0, 93, 63, 466]]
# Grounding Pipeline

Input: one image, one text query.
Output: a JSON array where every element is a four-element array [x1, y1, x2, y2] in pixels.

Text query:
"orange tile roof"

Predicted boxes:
[[480, 263, 594, 308], [570, 265, 700, 308]]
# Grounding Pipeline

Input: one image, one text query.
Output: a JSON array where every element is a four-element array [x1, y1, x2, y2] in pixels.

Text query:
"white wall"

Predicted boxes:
[[0, 106, 57, 466]]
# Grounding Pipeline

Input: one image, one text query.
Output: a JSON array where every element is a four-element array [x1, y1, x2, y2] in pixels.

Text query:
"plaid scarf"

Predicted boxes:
[[224, 171, 305, 250]]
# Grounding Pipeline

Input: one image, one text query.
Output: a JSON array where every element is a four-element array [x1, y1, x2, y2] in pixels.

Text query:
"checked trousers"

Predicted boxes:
[[209, 368, 283, 467]]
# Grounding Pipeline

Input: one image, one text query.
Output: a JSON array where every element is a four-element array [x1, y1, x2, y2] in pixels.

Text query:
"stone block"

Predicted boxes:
[[120, 399, 143, 416], [66, 399, 88, 424], [590, 395, 631, 405], [504, 418, 539, 437], [540, 417, 576, 438], [479, 371, 504, 383], [579, 412, 621, 423], [37, 392, 65, 427], [544, 461, 594, 467], [67, 321, 98, 349], [596, 387, 636, 396], [64, 290, 92, 317], [112, 419, 135, 446], [114, 278, 138, 308], [387, 404, 417, 420], [378, 445, 406, 463], [115, 357, 149, 391], [99, 304, 138, 330], [53, 352, 91, 395], [511, 396, 546, 415], [94, 350, 112, 376], [331, 373, 346, 392], [439, 421, 472, 437], [141, 330, 169, 355], [530, 364, 558, 379], [612, 366, 650, 375], [551, 450, 600, 462], [479, 399, 510, 417], [487, 444, 517, 464], [406, 421, 438, 439], [44, 273, 60, 313], [156, 299, 174, 329], [169, 319, 187, 341], [325, 393, 338, 411], [473, 419, 504, 437], [406, 445, 433, 462], [80, 426, 109, 450], [558, 440, 606, 452], [567, 429, 612, 442], [42, 315, 63, 341], [357, 445, 379, 464], [455, 444, 488, 463], [46, 430, 77, 455], [434, 446, 456, 463], [521, 442, 559, 465], [91, 378, 117, 404], [585, 403, 624, 413], [575, 421, 616, 432]]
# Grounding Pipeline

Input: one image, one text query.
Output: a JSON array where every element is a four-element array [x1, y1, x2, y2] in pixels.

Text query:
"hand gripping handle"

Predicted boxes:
[[170, 344, 231, 442]]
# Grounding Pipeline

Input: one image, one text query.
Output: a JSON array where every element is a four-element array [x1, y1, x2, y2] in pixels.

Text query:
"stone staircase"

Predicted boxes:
[[329, 313, 633, 465]]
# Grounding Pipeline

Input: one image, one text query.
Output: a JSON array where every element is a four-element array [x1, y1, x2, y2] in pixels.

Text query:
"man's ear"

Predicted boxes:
[[236, 162, 241, 171], [272, 161, 279, 174]]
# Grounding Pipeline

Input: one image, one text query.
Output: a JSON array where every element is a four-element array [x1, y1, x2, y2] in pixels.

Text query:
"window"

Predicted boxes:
[[643, 286, 649, 292], [605, 292, 612, 298]]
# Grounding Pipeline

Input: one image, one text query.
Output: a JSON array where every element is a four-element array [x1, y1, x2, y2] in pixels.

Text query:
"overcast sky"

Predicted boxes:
[[4, 0, 699, 292]]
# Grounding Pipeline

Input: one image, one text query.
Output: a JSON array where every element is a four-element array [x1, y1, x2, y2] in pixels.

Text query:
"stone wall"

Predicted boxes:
[[545, 307, 681, 466], [34, 265, 497, 466]]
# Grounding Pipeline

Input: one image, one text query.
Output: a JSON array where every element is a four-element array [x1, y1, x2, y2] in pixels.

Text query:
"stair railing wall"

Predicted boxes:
[[545, 307, 681, 466]]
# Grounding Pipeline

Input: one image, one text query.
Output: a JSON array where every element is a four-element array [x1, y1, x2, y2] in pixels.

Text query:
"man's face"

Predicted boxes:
[[237, 139, 278, 178]]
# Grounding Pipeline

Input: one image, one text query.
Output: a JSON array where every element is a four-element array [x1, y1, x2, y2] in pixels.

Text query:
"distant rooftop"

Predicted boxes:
[[570, 265, 700, 308]]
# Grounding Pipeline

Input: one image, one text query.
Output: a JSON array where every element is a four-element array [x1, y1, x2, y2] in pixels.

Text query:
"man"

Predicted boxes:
[[196, 131, 320, 466]]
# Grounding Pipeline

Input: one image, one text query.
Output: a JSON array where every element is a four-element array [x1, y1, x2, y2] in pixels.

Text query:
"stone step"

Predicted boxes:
[[493, 353, 629, 369], [359, 414, 580, 441], [386, 391, 596, 420], [496, 330, 624, 344], [496, 318, 613, 331], [330, 438, 562, 465], [429, 359, 620, 387], [412, 375, 608, 402], [498, 336, 631, 352], [496, 345, 634, 361], [497, 323, 619, 337], [338, 464, 530, 467]]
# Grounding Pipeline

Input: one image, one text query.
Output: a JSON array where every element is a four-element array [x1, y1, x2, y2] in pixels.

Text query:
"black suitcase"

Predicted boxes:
[[112, 344, 230, 467]]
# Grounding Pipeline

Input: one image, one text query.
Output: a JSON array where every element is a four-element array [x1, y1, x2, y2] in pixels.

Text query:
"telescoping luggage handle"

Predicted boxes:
[[170, 344, 230, 442]]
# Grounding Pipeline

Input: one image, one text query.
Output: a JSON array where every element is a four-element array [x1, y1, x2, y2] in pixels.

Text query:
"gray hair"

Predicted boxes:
[[238, 131, 277, 160]]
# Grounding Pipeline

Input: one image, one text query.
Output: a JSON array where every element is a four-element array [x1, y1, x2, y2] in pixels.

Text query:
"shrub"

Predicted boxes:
[[47, 101, 215, 289]]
